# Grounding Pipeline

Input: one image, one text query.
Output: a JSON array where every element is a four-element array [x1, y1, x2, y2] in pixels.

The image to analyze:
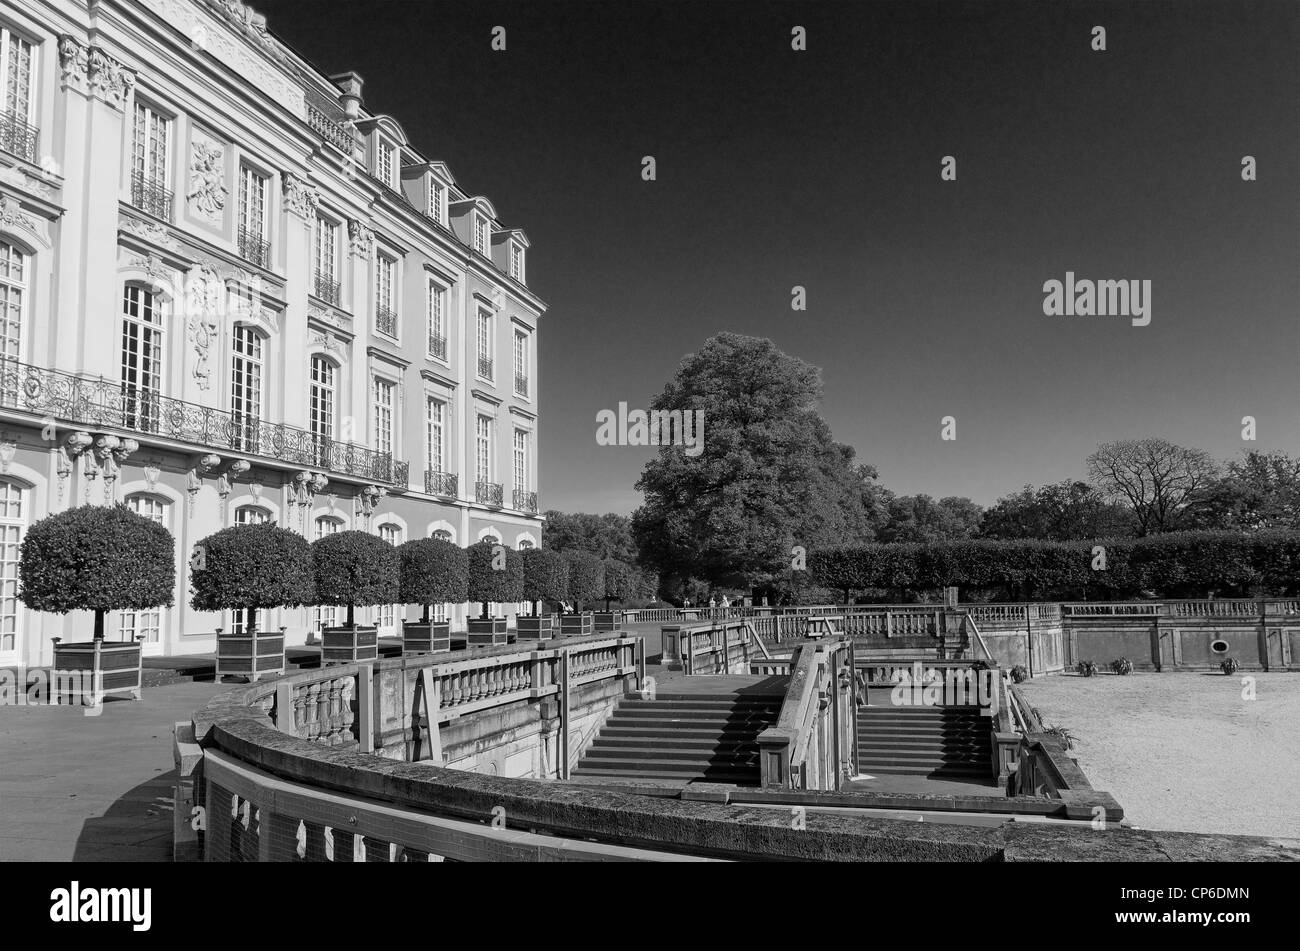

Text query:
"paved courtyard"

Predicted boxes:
[[1019, 671, 1300, 839]]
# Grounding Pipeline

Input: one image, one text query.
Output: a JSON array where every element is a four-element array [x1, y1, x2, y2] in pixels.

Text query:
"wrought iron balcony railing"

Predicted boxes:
[[514, 372, 529, 397], [0, 360, 409, 487], [314, 272, 341, 305], [513, 489, 538, 514], [375, 305, 397, 337], [238, 227, 271, 269], [428, 333, 447, 361], [130, 171, 173, 221], [0, 110, 38, 164], [477, 355, 493, 380], [475, 481, 503, 507], [425, 469, 457, 497]]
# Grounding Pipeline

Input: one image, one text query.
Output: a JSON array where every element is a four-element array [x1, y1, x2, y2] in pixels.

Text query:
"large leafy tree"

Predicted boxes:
[[877, 494, 984, 543], [1194, 450, 1300, 531], [541, 511, 636, 561], [632, 333, 876, 595], [981, 481, 1134, 541], [1086, 438, 1220, 535]]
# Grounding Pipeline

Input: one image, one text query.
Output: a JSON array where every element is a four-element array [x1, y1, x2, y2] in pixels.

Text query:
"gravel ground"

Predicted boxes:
[[1018, 672, 1300, 839]]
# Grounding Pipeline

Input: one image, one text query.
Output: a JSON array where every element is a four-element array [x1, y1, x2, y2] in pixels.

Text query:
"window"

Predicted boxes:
[[510, 243, 524, 283], [432, 528, 452, 541], [428, 180, 444, 224], [0, 27, 36, 162], [513, 430, 528, 495], [473, 214, 487, 254], [235, 505, 270, 526], [237, 167, 270, 267], [314, 215, 340, 303], [518, 539, 535, 550], [131, 102, 172, 218], [513, 330, 529, 397], [376, 523, 403, 633], [375, 254, 396, 335], [427, 280, 446, 360], [121, 285, 164, 432], [372, 378, 394, 457], [121, 495, 167, 651], [0, 479, 25, 662], [476, 308, 492, 379], [309, 356, 335, 465], [377, 139, 395, 188], [475, 415, 492, 485], [313, 517, 342, 630], [0, 240, 27, 376], [230, 326, 263, 451], [426, 397, 445, 473]]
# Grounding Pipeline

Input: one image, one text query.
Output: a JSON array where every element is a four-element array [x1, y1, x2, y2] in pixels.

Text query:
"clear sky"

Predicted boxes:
[[258, 0, 1300, 515]]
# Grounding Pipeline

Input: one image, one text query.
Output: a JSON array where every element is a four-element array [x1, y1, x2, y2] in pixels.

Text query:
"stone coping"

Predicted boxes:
[[190, 650, 1300, 862]]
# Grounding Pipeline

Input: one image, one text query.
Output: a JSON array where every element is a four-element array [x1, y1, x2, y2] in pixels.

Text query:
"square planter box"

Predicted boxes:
[[516, 614, 554, 640], [322, 625, 379, 666], [593, 611, 623, 633], [559, 612, 594, 637], [467, 616, 510, 647], [403, 620, 451, 656], [50, 637, 143, 704], [216, 627, 286, 682]]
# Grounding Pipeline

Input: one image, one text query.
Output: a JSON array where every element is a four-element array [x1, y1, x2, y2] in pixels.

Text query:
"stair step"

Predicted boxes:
[[583, 747, 758, 764], [592, 735, 760, 750], [856, 763, 990, 777]]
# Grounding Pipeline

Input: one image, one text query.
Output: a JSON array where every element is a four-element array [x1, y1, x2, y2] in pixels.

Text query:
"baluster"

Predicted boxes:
[[304, 682, 322, 741], [293, 686, 306, 735], [340, 676, 356, 743]]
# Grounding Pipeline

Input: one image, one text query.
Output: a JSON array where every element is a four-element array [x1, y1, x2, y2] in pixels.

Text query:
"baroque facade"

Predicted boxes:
[[0, 0, 545, 666]]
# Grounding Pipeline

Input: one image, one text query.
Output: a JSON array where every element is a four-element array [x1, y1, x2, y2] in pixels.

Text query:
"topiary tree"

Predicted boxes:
[[601, 557, 634, 610], [398, 537, 468, 622], [521, 547, 568, 616], [312, 530, 399, 628], [19, 504, 175, 640], [466, 538, 524, 618], [190, 523, 315, 634], [564, 551, 605, 612]]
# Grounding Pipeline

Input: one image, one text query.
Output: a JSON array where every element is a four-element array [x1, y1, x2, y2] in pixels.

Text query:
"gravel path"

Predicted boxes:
[[1019, 672, 1300, 838]]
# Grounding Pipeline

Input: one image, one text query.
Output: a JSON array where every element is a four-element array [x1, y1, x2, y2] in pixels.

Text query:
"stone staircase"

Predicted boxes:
[[571, 692, 783, 786], [856, 705, 992, 778]]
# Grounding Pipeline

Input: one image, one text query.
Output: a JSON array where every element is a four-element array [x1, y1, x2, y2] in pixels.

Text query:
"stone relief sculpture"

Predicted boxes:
[[187, 137, 229, 221], [186, 264, 224, 391], [282, 172, 319, 219]]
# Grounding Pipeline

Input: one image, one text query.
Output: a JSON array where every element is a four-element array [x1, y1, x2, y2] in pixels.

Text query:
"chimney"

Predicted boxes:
[[329, 71, 364, 119]]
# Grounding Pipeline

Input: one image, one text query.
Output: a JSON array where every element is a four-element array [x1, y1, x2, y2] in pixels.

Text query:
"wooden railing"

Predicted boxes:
[[757, 639, 856, 790]]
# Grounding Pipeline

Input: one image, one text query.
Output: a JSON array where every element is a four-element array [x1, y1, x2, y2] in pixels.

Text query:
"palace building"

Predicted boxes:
[[0, 0, 545, 667]]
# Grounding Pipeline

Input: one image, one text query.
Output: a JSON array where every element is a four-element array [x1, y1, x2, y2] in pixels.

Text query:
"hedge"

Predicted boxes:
[[20, 503, 175, 639], [190, 523, 315, 634], [807, 530, 1300, 601]]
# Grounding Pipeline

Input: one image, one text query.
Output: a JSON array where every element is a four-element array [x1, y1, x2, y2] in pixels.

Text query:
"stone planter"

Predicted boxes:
[[322, 625, 379, 666], [403, 620, 451, 656], [216, 626, 286, 682], [559, 612, 594, 637], [467, 616, 510, 647], [593, 611, 623, 633], [50, 637, 143, 704], [515, 614, 553, 640]]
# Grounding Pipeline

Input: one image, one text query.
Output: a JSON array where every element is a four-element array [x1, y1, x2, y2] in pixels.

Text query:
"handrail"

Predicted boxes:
[[965, 614, 995, 662]]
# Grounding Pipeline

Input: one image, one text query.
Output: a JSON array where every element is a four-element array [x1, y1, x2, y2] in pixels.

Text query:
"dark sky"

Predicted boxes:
[[256, 0, 1300, 515]]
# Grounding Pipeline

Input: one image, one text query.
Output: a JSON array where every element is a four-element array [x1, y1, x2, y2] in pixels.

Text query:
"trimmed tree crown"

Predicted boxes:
[[466, 539, 524, 604], [312, 530, 400, 608], [521, 547, 569, 604], [564, 551, 605, 606], [190, 523, 315, 612], [19, 503, 175, 614], [399, 537, 469, 605]]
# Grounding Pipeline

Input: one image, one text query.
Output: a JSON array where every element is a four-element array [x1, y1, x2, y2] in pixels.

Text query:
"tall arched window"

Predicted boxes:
[[375, 522, 402, 634], [120, 493, 168, 654], [313, 515, 343, 630], [231, 326, 264, 452], [121, 284, 164, 432], [309, 356, 335, 466], [0, 240, 28, 373], [0, 479, 26, 665]]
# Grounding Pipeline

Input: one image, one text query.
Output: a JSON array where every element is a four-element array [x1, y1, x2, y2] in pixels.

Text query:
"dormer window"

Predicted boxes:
[[510, 243, 525, 283], [376, 139, 396, 189], [473, 214, 488, 254], [428, 180, 445, 224]]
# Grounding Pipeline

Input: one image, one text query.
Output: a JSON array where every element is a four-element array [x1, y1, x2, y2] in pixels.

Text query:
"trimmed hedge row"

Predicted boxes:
[[807, 530, 1300, 600]]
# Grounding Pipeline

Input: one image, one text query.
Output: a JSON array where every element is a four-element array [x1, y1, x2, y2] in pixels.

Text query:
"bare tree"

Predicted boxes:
[[1086, 438, 1220, 535]]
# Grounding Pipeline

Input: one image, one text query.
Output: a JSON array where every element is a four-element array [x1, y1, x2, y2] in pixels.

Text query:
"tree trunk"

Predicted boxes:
[[421, 603, 430, 623], [245, 606, 258, 637], [532, 599, 540, 617], [94, 609, 105, 641], [346, 603, 355, 628], [480, 602, 489, 619]]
